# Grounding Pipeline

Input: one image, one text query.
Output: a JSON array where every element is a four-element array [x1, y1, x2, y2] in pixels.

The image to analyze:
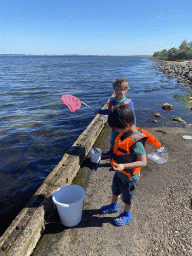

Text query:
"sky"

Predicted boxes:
[[0, 0, 192, 56]]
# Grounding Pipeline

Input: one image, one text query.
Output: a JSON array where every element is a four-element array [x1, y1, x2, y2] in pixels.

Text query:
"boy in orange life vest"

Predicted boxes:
[[100, 104, 162, 226], [95, 78, 136, 158]]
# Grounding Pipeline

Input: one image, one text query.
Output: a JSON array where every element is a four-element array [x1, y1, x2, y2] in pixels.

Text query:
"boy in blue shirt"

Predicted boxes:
[[95, 78, 136, 158]]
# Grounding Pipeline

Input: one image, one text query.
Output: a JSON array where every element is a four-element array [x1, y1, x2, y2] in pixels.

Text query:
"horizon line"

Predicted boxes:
[[0, 54, 153, 57]]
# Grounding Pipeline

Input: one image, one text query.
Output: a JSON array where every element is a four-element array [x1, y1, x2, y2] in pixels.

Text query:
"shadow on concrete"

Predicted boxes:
[[81, 158, 100, 171], [43, 208, 66, 234], [79, 209, 114, 227], [67, 145, 86, 165], [43, 208, 114, 234], [82, 157, 111, 171]]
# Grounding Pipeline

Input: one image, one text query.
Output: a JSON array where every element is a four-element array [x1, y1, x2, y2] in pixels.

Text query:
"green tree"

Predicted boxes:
[[177, 49, 187, 60], [168, 48, 178, 61], [153, 51, 161, 58], [187, 49, 192, 59], [179, 40, 189, 51], [159, 49, 168, 60], [153, 40, 192, 61], [153, 50, 168, 60], [189, 41, 192, 49]]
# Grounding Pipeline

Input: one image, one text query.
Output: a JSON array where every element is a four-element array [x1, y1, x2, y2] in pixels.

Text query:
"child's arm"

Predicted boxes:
[[98, 108, 109, 115], [95, 108, 109, 115], [128, 101, 136, 126], [113, 154, 147, 172], [95, 97, 114, 115]]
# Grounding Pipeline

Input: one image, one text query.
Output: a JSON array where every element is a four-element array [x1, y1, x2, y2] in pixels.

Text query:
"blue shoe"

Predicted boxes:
[[100, 203, 119, 214], [113, 211, 132, 226], [102, 149, 113, 158]]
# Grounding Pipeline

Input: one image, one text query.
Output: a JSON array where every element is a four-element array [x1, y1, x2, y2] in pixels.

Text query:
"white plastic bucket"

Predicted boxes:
[[90, 147, 102, 163], [52, 185, 85, 227]]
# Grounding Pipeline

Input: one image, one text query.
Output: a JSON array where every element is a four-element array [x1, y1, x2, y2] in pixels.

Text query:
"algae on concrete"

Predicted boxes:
[[92, 123, 111, 148], [72, 123, 111, 189]]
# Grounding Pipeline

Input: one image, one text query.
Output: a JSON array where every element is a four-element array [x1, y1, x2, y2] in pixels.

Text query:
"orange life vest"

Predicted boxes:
[[111, 127, 161, 178]]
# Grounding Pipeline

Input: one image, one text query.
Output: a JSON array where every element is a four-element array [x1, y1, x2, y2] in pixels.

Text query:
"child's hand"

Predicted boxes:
[[113, 163, 124, 172], [94, 110, 98, 114], [157, 146, 165, 152]]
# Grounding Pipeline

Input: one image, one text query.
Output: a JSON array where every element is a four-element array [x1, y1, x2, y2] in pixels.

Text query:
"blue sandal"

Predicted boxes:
[[102, 148, 113, 158], [100, 203, 119, 214], [113, 211, 132, 226]]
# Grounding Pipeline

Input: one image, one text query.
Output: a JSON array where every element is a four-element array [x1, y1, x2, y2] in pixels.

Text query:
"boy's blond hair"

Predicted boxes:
[[112, 78, 129, 90]]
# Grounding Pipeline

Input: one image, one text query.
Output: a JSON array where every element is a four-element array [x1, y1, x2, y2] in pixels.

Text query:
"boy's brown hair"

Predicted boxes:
[[108, 104, 134, 129], [112, 78, 129, 90]]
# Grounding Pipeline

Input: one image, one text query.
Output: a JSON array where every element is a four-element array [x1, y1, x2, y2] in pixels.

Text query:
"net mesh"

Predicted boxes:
[[61, 95, 81, 112]]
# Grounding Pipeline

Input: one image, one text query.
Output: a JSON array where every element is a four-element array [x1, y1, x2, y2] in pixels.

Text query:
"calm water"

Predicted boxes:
[[0, 56, 191, 234]]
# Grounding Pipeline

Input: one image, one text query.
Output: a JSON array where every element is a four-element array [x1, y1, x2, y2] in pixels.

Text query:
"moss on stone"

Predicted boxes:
[[93, 123, 111, 148], [72, 123, 111, 188]]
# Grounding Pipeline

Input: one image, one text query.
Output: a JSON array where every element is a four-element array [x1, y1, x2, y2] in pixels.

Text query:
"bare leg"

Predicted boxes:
[[112, 193, 120, 204], [125, 204, 133, 212]]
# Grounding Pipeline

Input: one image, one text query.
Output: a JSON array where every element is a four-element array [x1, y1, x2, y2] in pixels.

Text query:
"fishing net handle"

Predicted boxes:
[[81, 101, 107, 119]]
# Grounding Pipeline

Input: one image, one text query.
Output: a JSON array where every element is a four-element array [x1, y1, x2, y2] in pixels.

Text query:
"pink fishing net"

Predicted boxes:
[[61, 95, 81, 112]]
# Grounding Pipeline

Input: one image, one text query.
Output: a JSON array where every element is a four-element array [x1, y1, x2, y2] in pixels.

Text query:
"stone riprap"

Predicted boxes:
[[157, 60, 192, 85]]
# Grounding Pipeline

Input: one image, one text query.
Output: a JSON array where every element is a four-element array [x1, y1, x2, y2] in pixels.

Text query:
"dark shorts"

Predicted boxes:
[[112, 173, 139, 205]]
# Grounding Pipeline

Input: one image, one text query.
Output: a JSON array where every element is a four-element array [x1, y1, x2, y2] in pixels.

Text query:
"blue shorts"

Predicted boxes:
[[112, 173, 139, 205]]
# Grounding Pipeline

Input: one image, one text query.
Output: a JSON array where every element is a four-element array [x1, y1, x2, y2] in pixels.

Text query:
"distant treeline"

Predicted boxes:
[[153, 40, 192, 61]]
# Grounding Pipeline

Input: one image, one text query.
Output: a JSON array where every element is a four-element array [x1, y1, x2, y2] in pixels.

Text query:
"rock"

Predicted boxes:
[[183, 72, 189, 77], [177, 77, 184, 83], [184, 79, 190, 84], [162, 103, 173, 111], [186, 106, 192, 110], [168, 74, 174, 79], [157, 61, 192, 85], [154, 113, 163, 118], [151, 120, 159, 123], [170, 117, 186, 124]]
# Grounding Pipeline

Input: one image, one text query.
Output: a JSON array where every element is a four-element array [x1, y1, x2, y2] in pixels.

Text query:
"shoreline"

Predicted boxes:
[[159, 59, 192, 66], [153, 58, 192, 85], [152, 58, 192, 112], [149, 56, 192, 65]]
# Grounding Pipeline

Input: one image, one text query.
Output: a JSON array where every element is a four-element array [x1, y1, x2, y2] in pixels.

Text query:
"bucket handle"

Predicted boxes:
[[92, 147, 99, 153], [52, 189, 70, 207], [53, 197, 70, 207], [57, 202, 70, 207]]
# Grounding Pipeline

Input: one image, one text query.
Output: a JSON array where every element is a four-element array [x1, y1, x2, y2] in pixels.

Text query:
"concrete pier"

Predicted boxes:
[[31, 126, 192, 256]]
